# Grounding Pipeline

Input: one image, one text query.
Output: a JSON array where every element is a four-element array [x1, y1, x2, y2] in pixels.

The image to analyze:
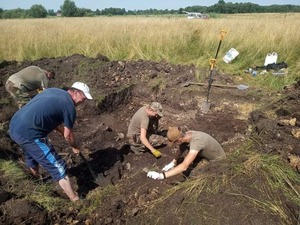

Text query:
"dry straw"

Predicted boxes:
[[0, 14, 299, 68]]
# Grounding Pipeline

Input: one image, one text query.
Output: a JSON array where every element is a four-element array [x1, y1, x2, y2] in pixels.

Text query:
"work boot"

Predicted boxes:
[[130, 146, 145, 155]]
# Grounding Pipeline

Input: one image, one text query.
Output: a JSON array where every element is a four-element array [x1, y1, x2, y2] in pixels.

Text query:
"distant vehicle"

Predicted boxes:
[[184, 11, 209, 19]]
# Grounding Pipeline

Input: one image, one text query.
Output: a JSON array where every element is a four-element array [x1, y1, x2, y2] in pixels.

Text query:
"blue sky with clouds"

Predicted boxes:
[[1, 0, 299, 11]]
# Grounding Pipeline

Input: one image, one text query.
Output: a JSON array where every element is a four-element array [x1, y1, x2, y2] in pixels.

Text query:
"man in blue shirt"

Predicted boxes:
[[9, 82, 93, 201]]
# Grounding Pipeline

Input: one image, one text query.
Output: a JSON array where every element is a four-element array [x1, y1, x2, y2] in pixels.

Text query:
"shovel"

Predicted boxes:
[[201, 59, 216, 113], [78, 152, 103, 186], [201, 30, 227, 113]]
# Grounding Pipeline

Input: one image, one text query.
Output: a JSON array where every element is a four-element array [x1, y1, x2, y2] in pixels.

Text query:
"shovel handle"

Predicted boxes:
[[209, 59, 217, 70], [79, 152, 97, 179], [79, 152, 87, 162], [219, 30, 227, 41]]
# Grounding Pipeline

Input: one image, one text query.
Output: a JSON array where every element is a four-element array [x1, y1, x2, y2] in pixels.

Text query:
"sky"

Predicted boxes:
[[1, 0, 299, 11]]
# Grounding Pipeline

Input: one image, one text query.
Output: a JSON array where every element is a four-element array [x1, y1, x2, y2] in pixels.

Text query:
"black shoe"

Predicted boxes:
[[130, 146, 144, 155]]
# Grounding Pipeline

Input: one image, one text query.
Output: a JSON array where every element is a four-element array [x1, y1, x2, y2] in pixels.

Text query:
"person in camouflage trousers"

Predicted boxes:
[[5, 66, 55, 108], [127, 102, 166, 158]]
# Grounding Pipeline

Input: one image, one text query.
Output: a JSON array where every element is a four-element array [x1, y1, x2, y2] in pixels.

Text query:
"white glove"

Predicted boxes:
[[147, 171, 164, 180], [162, 161, 176, 172]]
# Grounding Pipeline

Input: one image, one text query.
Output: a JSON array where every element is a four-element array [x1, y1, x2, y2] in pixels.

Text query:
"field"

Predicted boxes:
[[1, 13, 300, 70], [0, 14, 300, 224]]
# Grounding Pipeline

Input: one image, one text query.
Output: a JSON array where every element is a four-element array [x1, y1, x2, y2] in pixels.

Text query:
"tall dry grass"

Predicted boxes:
[[0, 14, 299, 76]]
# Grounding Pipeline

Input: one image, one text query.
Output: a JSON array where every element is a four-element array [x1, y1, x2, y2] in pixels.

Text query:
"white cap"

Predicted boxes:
[[71, 82, 93, 99]]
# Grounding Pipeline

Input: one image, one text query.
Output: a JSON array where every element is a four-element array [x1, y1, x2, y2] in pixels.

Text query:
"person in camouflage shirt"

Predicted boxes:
[[127, 102, 166, 158], [147, 126, 226, 180], [5, 66, 55, 108]]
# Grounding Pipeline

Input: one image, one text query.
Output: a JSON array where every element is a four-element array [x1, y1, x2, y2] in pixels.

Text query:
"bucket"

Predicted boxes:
[[264, 52, 278, 66], [223, 48, 239, 63]]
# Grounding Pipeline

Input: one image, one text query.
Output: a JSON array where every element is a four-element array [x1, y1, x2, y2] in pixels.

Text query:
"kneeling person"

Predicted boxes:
[[127, 102, 165, 158], [147, 126, 225, 179]]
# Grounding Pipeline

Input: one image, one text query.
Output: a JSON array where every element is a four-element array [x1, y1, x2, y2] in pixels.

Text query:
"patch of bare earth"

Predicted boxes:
[[0, 54, 299, 224]]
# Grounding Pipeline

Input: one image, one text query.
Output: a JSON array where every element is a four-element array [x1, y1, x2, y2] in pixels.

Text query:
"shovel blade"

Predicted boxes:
[[201, 101, 211, 113]]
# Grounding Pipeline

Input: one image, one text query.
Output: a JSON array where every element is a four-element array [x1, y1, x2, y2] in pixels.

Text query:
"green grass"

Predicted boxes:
[[80, 184, 120, 215], [0, 160, 70, 211], [0, 160, 26, 182]]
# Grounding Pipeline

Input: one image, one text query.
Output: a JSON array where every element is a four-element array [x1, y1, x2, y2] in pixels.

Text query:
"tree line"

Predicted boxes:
[[1, 0, 299, 19]]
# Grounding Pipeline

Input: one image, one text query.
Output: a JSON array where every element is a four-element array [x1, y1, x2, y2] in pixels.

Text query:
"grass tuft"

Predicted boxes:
[[0, 160, 26, 182]]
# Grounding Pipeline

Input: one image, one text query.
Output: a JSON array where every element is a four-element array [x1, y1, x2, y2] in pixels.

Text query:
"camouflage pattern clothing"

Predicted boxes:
[[5, 80, 32, 108], [127, 106, 165, 154], [128, 133, 165, 154], [5, 66, 50, 108]]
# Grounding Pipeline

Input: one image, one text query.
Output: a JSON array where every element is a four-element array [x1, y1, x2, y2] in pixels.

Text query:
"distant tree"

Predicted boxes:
[[48, 9, 56, 16], [76, 8, 94, 17], [61, 0, 77, 17], [116, 8, 126, 15], [127, 10, 136, 15], [2, 8, 27, 18], [95, 9, 100, 15], [1, 1, 299, 19], [241, 3, 262, 13], [169, 9, 178, 14], [101, 7, 126, 15], [266, 4, 300, 12], [184, 6, 208, 13], [207, 1, 263, 13], [211, 1, 227, 13], [29, 4, 47, 18]]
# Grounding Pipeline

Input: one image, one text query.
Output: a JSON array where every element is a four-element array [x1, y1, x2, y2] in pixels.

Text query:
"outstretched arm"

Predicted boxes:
[[164, 150, 198, 178], [162, 144, 189, 171]]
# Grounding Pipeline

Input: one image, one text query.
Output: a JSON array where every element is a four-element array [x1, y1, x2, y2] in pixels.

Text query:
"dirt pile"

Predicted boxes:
[[0, 54, 299, 224]]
